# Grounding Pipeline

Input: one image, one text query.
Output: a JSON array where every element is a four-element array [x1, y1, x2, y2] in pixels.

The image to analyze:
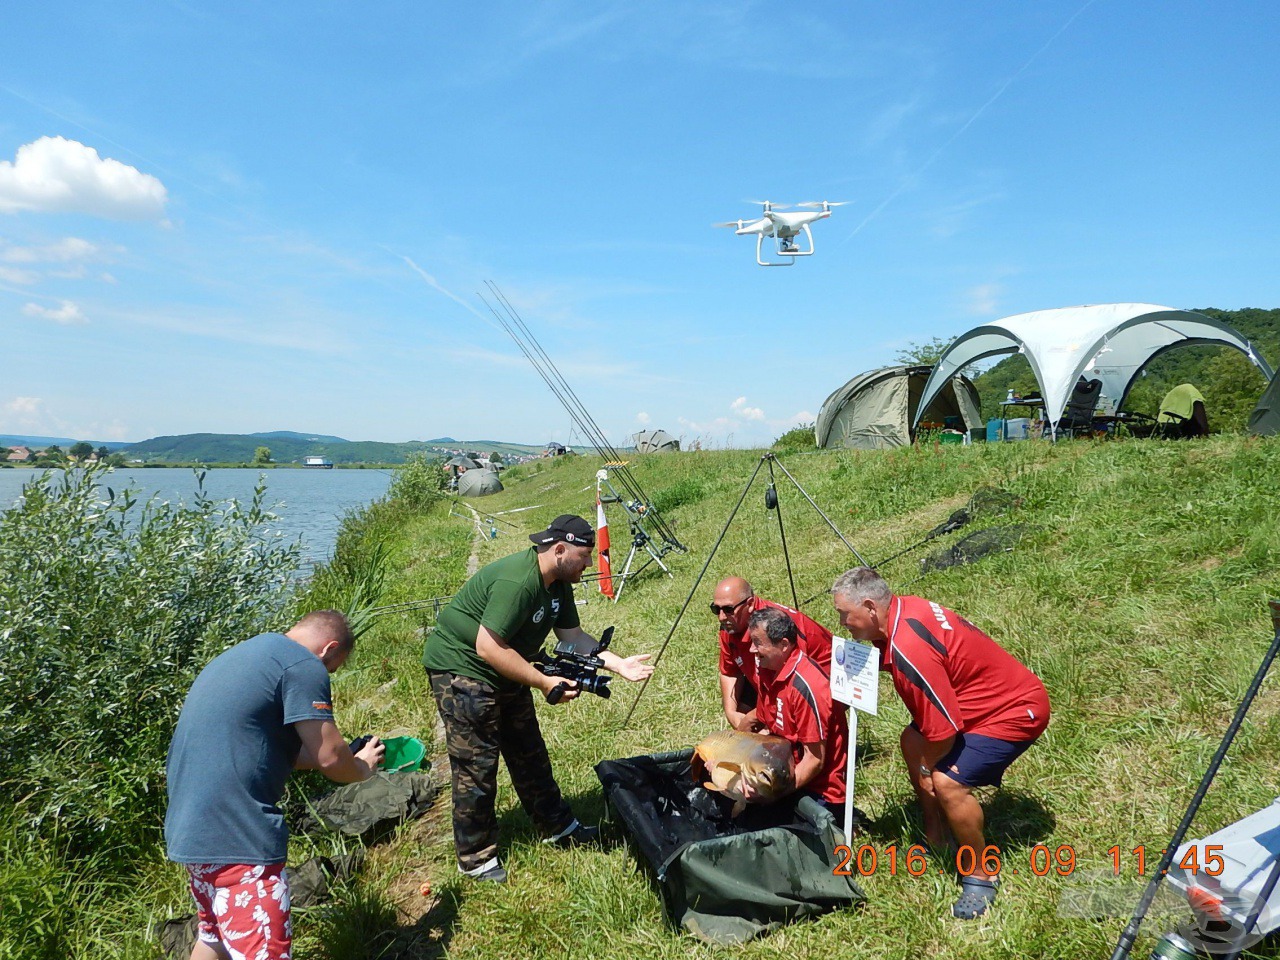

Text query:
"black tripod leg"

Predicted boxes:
[[619, 455, 769, 730], [772, 455, 870, 567], [766, 457, 799, 610]]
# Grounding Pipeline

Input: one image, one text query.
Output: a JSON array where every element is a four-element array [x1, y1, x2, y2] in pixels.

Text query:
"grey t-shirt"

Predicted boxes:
[[165, 632, 335, 864]]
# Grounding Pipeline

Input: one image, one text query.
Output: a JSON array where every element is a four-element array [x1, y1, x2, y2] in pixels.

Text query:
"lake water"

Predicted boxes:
[[0, 467, 394, 568]]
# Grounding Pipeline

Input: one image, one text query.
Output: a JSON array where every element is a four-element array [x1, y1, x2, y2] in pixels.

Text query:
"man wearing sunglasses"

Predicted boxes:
[[712, 576, 833, 731]]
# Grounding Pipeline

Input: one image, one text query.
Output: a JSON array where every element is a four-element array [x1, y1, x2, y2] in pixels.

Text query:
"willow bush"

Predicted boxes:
[[0, 464, 300, 849]]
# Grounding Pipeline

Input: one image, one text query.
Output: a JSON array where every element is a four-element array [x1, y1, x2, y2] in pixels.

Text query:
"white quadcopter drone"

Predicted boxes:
[[715, 200, 848, 266]]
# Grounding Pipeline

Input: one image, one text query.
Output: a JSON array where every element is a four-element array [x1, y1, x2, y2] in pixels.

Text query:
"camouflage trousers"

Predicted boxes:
[[428, 670, 575, 871]]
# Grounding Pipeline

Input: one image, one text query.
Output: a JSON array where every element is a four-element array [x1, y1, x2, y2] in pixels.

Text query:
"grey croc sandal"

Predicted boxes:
[[952, 876, 999, 919]]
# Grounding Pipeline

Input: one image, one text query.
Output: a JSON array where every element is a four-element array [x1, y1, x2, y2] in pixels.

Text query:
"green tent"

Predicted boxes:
[[458, 467, 503, 497], [815, 364, 982, 450], [1248, 375, 1280, 436]]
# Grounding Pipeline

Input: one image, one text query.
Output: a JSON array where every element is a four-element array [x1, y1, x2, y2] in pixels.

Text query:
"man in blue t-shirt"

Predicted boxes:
[[165, 610, 385, 960]]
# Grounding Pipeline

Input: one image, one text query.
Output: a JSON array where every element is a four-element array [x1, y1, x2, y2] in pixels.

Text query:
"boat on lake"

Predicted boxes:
[[303, 456, 334, 469]]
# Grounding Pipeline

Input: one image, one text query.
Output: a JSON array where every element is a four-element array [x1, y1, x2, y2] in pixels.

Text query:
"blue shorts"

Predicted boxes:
[[930, 730, 1036, 788]]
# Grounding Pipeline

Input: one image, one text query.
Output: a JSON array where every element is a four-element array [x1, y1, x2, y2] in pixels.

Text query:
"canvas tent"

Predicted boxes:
[[458, 467, 503, 497], [914, 304, 1273, 440], [632, 429, 680, 453], [1248, 375, 1280, 436], [814, 364, 983, 450]]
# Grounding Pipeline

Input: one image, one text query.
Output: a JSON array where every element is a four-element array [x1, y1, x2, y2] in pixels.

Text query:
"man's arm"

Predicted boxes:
[[552, 625, 653, 681], [792, 741, 826, 792], [295, 720, 384, 783], [476, 624, 578, 701], [720, 674, 757, 730]]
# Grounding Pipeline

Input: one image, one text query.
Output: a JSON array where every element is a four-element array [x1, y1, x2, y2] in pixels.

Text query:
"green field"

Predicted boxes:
[[6, 438, 1280, 959]]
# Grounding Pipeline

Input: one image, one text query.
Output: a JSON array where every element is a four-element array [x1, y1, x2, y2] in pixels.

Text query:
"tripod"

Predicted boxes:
[[597, 466, 679, 602], [621, 452, 868, 727], [613, 512, 673, 601]]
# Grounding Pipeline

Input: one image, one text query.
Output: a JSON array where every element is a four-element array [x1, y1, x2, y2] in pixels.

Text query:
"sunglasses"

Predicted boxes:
[[709, 597, 752, 616]]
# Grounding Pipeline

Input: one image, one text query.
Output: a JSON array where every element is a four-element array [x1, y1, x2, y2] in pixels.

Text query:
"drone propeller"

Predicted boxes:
[[713, 220, 744, 228], [746, 200, 789, 210], [796, 200, 850, 209]]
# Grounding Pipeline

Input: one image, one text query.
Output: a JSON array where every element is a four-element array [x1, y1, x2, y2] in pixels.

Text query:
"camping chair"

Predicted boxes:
[[1056, 378, 1103, 438], [1157, 383, 1210, 438]]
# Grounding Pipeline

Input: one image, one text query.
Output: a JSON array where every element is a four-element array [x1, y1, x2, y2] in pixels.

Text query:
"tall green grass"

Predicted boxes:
[[13, 438, 1280, 959], [299, 437, 1280, 960]]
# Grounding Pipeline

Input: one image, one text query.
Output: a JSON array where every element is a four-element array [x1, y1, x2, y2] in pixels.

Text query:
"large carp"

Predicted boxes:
[[692, 730, 795, 814]]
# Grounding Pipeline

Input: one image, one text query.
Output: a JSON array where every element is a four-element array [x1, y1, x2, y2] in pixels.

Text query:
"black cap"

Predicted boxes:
[[529, 514, 595, 547]]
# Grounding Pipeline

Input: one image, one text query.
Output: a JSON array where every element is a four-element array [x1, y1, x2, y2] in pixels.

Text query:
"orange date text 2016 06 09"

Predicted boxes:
[[831, 844, 1079, 878]]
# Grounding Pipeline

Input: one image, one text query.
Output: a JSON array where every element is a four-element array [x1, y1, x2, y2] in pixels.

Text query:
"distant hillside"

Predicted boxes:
[[0, 435, 131, 451], [119, 433, 548, 464], [251, 430, 348, 443], [971, 306, 1279, 431]]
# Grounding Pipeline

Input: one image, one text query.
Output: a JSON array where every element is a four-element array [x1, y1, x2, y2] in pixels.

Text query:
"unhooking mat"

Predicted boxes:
[[595, 749, 865, 944]]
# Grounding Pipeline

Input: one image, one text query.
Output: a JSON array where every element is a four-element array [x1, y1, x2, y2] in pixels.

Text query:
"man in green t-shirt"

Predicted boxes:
[[423, 514, 653, 883]]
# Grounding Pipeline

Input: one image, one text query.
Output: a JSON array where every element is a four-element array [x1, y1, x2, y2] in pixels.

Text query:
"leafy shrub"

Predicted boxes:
[[773, 422, 817, 452], [0, 464, 300, 848], [387, 453, 447, 511]]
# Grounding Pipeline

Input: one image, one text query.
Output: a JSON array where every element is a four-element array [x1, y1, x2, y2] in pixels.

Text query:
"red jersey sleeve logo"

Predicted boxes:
[[311, 701, 333, 712]]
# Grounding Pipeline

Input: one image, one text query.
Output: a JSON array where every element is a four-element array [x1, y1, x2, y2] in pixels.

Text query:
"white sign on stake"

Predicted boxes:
[[829, 637, 879, 843], [831, 637, 879, 715]]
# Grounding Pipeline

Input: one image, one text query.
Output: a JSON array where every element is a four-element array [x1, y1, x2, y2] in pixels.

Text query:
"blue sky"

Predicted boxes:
[[3, 2, 1278, 447]]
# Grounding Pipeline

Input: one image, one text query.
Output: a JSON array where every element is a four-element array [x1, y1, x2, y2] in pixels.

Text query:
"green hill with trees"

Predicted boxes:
[[118, 433, 546, 465]]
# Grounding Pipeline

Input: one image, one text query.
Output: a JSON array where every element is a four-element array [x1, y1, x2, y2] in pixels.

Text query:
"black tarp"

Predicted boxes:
[[596, 749, 865, 944]]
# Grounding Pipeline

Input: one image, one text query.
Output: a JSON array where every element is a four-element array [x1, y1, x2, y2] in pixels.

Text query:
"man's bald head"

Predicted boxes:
[[712, 577, 755, 636]]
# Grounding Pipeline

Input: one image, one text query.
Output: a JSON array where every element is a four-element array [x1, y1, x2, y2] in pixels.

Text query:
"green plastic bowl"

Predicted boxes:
[[380, 736, 426, 772]]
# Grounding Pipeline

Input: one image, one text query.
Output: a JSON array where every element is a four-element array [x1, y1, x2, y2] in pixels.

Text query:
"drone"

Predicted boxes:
[[715, 200, 848, 266]]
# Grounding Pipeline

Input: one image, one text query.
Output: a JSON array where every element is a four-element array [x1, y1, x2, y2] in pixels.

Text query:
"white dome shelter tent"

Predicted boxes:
[[913, 304, 1273, 440]]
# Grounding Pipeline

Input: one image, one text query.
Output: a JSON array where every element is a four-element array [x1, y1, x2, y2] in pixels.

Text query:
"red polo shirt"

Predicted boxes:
[[756, 647, 848, 806], [719, 597, 833, 692], [875, 595, 1050, 743]]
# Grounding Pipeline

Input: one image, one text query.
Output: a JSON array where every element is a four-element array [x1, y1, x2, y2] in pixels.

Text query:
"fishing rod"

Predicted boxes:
[[480, 283, 684, 553], [1109, 600, 1280, 960]]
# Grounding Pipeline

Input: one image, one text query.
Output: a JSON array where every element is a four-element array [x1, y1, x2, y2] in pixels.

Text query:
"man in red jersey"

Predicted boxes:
[[830, 567, 1049, 920], [742, 607, 848, 818], [712, 576, 832, 731]]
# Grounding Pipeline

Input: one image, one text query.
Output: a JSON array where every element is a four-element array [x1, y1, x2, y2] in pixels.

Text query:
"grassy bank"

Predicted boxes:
[[291, 437, 1280, 960], [7, 438, 1280, 958]]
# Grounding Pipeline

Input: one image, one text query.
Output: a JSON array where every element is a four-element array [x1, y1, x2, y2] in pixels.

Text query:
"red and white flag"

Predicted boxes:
[[596, 486, 615, 599]]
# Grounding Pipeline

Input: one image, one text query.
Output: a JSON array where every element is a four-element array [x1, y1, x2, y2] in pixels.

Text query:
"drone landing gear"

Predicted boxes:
[[755, 224, 815, 266]]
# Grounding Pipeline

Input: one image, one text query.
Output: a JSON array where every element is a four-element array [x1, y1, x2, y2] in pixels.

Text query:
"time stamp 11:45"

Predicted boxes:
[[832, 844, 1229, 878]]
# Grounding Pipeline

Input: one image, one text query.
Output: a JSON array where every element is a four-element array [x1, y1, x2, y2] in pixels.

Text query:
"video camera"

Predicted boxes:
[[532, 626, 614, 704]]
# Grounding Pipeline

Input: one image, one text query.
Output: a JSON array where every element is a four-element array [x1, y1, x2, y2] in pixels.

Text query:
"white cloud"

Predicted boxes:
[[0, 265, 38, 284], [23, 299, 87, 325], [2, 236, 103, 263], [964, 283, 1002, 316], [0, 136, 168, 220], [636, 411, 651, 424], [3, 396, 53, 432], [730, 396, 765, 421]]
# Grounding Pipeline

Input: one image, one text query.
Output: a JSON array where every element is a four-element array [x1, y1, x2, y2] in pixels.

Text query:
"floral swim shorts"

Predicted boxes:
[[185, 862, 291, 960]]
